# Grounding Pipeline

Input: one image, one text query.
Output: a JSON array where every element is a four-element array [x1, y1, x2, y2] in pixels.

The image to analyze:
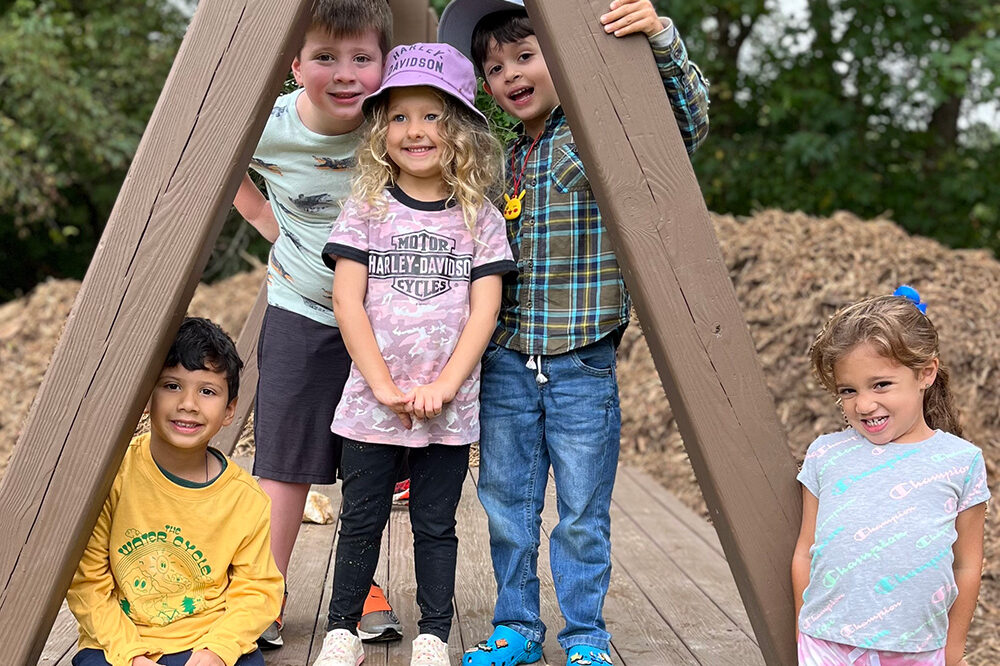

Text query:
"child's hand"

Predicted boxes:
[[372, 382, 415, 429], [600, 0, 665, 38], [184, 648, 225, 666], [407, 382, 456, 420], [131, 658, 158, 666]]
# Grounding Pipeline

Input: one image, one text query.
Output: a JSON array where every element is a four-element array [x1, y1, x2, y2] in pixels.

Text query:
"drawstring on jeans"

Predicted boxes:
[[525, 354, 548, 384]]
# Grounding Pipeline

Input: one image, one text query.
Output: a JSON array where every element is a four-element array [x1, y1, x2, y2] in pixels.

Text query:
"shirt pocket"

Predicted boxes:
[[552, 143, 590, 193]]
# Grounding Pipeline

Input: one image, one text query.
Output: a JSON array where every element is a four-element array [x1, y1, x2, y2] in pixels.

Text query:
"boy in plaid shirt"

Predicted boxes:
[[438, 1, 709, 664]]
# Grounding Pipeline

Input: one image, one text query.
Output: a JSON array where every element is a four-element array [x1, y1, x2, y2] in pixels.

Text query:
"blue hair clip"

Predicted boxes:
[[893, 285, 927, 315]]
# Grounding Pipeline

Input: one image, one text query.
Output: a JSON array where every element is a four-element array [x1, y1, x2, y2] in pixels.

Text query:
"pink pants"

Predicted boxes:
[[797, 634, 944, 665]]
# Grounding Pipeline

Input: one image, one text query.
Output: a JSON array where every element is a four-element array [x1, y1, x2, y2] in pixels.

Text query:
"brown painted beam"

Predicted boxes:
[[210, 282, 267, 456], [0, 1, 313, 659], [426, 7, 439, 42], [523, 1, 801, 663], [389, 0, 431, 45]]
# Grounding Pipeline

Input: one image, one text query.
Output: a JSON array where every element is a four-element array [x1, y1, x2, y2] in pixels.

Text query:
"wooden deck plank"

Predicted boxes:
[[266, 486, 341, 666], [385, 487, 467, 663], [606, 499, 764, 664], [451, 472, 498, 653], [38, 602, 76, 666], [385, 501, 417, 664], [308, 508, 341, 664], [41, 465, 762, 665], [617, 467, 724, 558], [613, 467, 755, 637]]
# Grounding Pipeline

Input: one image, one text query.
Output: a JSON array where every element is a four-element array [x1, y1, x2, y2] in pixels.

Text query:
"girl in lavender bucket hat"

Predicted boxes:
[[313, 43, 516, 666]]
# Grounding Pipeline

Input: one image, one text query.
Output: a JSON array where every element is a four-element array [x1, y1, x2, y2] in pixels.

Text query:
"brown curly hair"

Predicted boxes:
[[809, 294, 962, 436]]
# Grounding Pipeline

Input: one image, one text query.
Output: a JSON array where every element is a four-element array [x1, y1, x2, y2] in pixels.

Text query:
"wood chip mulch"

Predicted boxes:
[[1, 210, 997, 662]]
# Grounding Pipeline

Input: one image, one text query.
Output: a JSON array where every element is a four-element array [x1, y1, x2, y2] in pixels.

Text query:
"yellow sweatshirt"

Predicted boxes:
[[67, 433, 283, 666]]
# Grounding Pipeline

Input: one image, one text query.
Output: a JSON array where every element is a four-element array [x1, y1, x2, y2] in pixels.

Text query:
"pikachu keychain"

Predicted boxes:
[[503, 190, 526, 220]]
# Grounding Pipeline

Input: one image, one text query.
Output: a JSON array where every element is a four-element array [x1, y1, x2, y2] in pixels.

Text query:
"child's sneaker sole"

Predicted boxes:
[[359, 583, 402, 642], [257, 619, 283, 649], [358, 610, 403, 642]]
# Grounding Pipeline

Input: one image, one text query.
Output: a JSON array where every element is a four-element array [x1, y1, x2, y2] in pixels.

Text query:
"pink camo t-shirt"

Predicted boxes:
[[322, 187, 516, 447]]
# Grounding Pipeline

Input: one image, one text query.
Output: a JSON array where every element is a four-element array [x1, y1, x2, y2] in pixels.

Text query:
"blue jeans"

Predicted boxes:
[[73, 648, 265, 665], [478, 336, 621, 651]]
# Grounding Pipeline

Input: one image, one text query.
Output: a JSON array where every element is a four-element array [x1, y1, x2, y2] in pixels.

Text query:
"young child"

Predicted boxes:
[[792, 288, 990, 666], [314, 43, 516, 666], [232, 0, 402, 648], [436, 1, 710, 664], [66, 317, 284, 666]]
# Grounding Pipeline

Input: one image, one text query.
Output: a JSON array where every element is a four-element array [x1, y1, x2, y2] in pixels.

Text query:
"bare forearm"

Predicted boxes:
[[332, 298, 394, 392], [437, 308, 499, 394], [945, 567, 981, 664], [435, 277, 501, 395], [234, 174, 279, 243], [791, 553, 810, 635]]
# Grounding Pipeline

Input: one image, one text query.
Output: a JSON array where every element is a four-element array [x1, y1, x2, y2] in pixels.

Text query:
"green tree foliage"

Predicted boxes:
[[0, 0, 185, 300], [663, 0, 1000, 252], [434, 0, 999, 254], [3, 0, 997, 302]]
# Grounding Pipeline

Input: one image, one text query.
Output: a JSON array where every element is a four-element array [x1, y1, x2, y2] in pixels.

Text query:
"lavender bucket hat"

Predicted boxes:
[[363, 42, 486, 122]]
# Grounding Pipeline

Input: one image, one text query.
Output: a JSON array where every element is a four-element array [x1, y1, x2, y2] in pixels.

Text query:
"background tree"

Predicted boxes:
[[0, 0, 185, 301], [662, 0, 1000, 250], [2, 0, 998, 302]]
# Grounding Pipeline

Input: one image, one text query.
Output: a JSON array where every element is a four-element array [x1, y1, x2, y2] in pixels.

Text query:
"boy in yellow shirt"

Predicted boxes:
[[67, 317, 284, 666]]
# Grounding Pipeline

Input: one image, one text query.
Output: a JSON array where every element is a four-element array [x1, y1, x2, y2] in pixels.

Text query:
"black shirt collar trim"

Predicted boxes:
[[388, 185, 454, 211]]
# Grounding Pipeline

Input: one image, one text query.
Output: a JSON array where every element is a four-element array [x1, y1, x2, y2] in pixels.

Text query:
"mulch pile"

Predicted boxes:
[[1, 210, 997, 662]]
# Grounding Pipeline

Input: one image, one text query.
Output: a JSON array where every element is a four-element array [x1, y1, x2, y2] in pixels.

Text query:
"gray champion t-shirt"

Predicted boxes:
[[797, 428, 989, 652]]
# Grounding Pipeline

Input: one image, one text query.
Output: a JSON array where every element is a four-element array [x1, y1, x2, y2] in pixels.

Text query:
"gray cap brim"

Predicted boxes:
[[437, 0, 526, 61]]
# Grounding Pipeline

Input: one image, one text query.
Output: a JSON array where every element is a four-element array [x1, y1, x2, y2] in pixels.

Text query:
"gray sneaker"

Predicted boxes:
[[357, 583, 403, 642], [258, 619, 283, 649]]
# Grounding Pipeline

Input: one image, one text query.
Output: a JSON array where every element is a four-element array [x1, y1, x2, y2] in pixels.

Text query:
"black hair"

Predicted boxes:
[[470, 9, 534, 78], [163, 317, 243, 403]]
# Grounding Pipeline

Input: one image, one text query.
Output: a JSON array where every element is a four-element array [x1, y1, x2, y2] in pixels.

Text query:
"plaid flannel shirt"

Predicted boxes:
[[493, 24, 710, 355]]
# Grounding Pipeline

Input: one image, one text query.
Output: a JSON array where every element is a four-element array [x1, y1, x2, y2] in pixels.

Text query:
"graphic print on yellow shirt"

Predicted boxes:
[[116, 525, 214, 626]]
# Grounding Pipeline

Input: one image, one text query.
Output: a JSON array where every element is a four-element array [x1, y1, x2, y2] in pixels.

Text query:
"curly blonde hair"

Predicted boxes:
[[352, 87, 503, 233], [809, 294, 962, 436]]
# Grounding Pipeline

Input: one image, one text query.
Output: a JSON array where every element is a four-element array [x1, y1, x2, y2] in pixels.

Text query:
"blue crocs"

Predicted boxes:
[[464, 625, 542, 666], [566, 645, 613, 665]]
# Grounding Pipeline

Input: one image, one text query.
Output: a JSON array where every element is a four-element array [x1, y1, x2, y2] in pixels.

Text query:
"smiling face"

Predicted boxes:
[[481, 35, 559, 138], [149, 365, 236, 455], [292, 27, 384, 135], [385, 86, 449, 200], [833, 342, 938, 445]]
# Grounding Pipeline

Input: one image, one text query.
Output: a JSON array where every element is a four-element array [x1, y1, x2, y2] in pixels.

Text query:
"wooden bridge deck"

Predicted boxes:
[[40, 465, 764, 665]]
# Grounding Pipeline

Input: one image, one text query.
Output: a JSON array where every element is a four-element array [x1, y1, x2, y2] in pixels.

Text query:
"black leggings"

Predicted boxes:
[[327, 440, 469, 641]]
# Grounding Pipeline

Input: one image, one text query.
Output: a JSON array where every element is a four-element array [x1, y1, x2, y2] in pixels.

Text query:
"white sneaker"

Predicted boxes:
[[410, 633, 450, 666], [314, 628, 365, 666]]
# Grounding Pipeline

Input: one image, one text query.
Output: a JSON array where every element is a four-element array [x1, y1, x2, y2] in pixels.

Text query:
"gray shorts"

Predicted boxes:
[[252, 305, 350, 484]]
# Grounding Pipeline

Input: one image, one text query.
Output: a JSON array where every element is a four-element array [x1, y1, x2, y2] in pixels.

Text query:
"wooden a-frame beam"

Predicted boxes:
[[0, 1, 315, 659], [389, 0, 435, 45], [523, 1, 802, 663]]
